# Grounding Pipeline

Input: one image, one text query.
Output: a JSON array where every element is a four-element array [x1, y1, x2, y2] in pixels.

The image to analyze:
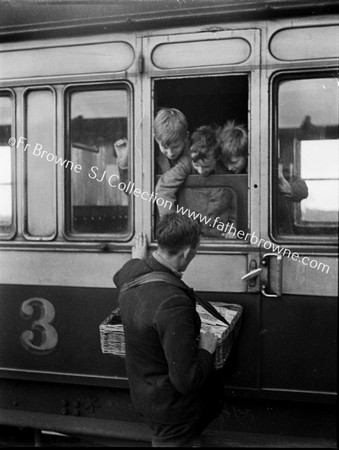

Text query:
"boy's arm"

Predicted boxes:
[[155, 156, 192, 216], [288, 177, 309, 202], [278, 163, 308, 202]]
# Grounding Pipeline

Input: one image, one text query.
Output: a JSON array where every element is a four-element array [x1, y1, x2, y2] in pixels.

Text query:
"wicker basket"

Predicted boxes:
[[196, 302, 243, 369], [99, 307, 125, 357], [100, 303, 243, 367]]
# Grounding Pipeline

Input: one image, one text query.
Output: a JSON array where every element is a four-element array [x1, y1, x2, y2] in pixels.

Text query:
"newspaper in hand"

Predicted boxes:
[[196, 302, 243, 369], [196, 302, 239, 338]]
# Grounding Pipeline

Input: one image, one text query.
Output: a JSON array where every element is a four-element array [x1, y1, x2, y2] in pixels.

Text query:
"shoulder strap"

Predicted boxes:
[[120, 271, 229, 326], [120, 271, 185, 293]]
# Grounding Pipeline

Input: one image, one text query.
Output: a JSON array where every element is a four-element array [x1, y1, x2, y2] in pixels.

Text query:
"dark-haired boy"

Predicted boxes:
[[156, 125, 237, 237]]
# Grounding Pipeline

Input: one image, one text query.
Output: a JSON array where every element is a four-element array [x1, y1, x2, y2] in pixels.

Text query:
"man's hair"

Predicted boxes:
[[189, 125, 220, 163], [156, 213, 201, 255], [154, 108, 188, 147], [218, 121, 248, 159]]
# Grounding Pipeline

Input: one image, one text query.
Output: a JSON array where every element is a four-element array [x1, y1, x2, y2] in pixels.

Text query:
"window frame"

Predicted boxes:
[[151, 73, 251, 246], [23, 86, 58, 241], [64, 81, 134, 242], [0, 89, 16, 240], [270, 70, 339, 245]]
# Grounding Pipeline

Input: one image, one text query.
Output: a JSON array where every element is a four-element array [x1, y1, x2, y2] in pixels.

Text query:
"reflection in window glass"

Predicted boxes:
[[275, 75, 338, 237], [67, 88, 131, 237], [176, 175, 248, 239], [178, 183, 238, 239], [0, 95, 14, 237]]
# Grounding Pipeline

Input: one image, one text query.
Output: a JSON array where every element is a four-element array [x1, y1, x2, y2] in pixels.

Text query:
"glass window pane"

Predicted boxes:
[[274, 75, 339, 238], [25, 89, 56, 239], [67, 88, 132, 238], [300, 140, 338, 179], [300, 180, 339, 223], [298, 140, 339, 225], [176, 175, 248, 240], [0, 94, 14, 237], [278, 78, 338, 129]]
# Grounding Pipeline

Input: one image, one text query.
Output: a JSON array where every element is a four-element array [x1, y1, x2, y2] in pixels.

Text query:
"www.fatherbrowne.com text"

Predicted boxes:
[[9, 136, 330, 274]]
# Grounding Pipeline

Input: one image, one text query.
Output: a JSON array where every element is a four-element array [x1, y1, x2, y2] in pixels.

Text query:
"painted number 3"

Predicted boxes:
[[20, 298, 58, 354]]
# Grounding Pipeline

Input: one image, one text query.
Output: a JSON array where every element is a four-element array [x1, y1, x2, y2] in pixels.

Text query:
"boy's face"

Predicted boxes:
[[223, 155, 247, 174], [157, 138, 186, 161], [192, 153, 217, 177]]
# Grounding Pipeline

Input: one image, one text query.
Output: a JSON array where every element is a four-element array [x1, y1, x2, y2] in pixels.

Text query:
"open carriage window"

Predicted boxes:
[[153, 75, 249, 241], [273, 74, 339, 241], [0, 93, 15, 239], [65, 85, 132, 240]]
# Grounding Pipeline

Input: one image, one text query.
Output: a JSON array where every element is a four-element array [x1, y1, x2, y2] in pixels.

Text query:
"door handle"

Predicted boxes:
[[261, 253, 283, 298], [241, 267, 263, 281], [242, 258, 262, 289]]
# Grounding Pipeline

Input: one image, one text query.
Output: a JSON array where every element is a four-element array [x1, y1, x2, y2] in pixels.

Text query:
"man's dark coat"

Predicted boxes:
[[113, 255, 215, 425]]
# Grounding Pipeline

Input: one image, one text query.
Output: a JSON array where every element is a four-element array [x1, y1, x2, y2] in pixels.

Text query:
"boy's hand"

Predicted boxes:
[[278, 171, 292, 197], [114, 138, 129, 169], [199, 329, 218, 354]]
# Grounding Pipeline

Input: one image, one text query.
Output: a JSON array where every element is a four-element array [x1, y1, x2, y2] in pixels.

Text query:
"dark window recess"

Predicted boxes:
[[153, 76, 249, 241]]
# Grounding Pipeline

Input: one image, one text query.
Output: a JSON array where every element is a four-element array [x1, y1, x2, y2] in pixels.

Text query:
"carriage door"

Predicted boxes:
[[141, 29, 262, 391], [258, 25, 338, 401]]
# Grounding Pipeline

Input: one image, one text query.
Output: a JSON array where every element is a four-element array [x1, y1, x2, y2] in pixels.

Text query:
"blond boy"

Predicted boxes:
[[114, 108, 190, 178]]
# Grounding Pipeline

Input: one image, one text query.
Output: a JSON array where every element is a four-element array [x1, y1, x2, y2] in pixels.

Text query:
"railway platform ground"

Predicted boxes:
[[0, 424, 337, 448]]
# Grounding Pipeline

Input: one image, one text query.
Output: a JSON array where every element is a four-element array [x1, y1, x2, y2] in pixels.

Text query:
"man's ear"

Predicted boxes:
[[183, 246, 191, 259]]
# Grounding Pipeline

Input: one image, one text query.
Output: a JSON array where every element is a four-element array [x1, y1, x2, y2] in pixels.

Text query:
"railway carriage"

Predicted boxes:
[[0, 0, 338, 445]]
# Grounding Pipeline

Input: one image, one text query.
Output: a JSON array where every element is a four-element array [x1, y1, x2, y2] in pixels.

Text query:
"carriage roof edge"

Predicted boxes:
[[0, 0, 338, 42]]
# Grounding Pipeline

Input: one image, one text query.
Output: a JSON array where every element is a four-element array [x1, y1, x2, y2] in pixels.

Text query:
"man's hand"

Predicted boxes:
[[131, 232, 148, 260], [199, 330, 218, 354], [114, 138, 129, 169]]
